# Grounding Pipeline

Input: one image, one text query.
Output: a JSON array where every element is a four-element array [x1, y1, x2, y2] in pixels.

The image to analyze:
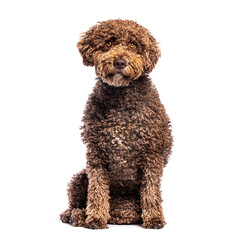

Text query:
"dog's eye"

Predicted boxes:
[[129, 42, 136, 49], [106, 40, 112, 47]]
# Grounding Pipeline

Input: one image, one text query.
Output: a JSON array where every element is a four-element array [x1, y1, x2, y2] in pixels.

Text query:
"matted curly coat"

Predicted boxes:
[[60, 19, 173, 229]]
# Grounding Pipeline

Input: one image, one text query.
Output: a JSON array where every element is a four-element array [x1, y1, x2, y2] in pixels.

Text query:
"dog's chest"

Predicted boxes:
[[102, 107, 145, 183], [103, 107, 144, 151]]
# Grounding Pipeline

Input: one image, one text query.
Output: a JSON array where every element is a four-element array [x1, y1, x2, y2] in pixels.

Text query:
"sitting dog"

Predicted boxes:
[[60, 19, 173, 229]]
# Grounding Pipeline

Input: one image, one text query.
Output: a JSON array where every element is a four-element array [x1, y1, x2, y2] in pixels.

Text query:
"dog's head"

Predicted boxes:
[[77, 19, 160, 87]]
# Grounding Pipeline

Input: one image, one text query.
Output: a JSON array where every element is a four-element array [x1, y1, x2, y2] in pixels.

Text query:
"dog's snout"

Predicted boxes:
[[114, 59, 127, 70]]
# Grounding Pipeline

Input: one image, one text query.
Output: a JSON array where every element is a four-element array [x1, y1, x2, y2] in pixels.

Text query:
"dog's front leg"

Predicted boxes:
[[85, 164, 110, 229], [140, 155, 166, 229]]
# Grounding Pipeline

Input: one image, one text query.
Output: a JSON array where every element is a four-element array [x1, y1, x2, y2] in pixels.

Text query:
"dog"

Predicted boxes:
[[60, 19, 173, 229]]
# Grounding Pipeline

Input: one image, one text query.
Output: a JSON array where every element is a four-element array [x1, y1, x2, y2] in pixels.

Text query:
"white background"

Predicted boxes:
[[0, 0, 240, 239]]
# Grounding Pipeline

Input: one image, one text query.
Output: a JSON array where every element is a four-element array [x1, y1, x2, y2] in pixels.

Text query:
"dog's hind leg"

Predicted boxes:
[[60, 169, 88, 227]]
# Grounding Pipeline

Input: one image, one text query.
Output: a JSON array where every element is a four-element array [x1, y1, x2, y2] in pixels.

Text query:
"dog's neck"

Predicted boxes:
[[97, 74, 152, 94], [91, 75, 155, 111]]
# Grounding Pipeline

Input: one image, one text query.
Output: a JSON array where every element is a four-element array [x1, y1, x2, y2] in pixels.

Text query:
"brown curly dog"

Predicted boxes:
[[60, 19, 173, 229]]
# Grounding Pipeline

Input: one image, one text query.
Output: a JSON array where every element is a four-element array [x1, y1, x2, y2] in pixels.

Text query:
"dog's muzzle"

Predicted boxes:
[[95, 47, 143, 87]]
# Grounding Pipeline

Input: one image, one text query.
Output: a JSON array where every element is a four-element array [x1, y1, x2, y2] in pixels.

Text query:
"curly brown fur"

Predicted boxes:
[[60, 19, 173, 229]]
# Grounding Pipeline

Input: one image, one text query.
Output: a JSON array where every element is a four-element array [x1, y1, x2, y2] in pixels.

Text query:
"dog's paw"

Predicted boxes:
[[70, 208, 86, 227], [85, 216, 108, 229], [60, 209, 72, 223], [141, 218, 166, 229]]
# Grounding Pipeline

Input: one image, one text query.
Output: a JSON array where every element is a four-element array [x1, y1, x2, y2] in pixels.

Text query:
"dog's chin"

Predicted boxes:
[[101, 73, 132, 87]]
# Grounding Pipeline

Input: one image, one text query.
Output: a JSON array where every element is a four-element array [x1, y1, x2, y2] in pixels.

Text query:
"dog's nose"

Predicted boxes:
[[114, 59, 127, 70]]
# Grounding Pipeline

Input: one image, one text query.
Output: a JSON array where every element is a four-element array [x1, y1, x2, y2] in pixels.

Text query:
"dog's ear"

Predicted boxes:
[[77, 26, 97, 66], [144, 33, 161, 73]]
